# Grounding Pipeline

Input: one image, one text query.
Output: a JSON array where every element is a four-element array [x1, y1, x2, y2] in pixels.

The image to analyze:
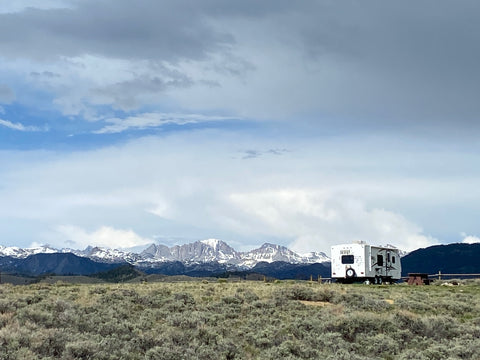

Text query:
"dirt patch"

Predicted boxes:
[[299, 300, 331, 307], [385, 299, 394, 304]]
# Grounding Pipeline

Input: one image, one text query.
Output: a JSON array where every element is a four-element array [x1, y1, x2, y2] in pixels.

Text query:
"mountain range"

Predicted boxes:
[[0, 239, 329, 274], [401, 243, 480, 276], [2, 241, 479, 280]]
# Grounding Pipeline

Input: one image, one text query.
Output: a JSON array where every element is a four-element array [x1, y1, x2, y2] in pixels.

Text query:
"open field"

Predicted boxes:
[[0, 280, 479, 359]]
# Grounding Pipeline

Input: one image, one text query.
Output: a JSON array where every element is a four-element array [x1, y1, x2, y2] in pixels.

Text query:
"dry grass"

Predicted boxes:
[[298, 300, 331, 306]]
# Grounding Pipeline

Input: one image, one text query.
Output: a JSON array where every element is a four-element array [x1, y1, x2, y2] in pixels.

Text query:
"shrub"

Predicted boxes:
[[272, 285, 318, 304], [330, 312, 396, 342], [0, 279, 479, 359], [422, 315, 460, 341], [0, 299, 14, 314], [0, 324, 32, 356], [30, 328, 67, 357], [64, 339, 100, 359], [89, 286, 107, 295], [221, 296, 243, 305], [316, 286, 337, 302], [242, 289, 260, 303], [173, 292, 196, 306]]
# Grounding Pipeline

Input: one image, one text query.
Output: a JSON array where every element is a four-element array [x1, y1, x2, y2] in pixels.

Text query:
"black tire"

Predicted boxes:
[[346, 268, 355, 278]]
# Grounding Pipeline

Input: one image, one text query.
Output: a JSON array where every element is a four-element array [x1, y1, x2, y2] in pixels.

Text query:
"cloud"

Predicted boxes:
[[0, 129, 477, 250], [0, 1, 478, 130], [461, 233, 480, 244], [92, 74, 194, 111], [0, 0, 74, 14], [0, 1, 247, 115], [0, 119, 44, 131], [171, 1, 480, 129], [54, 225, 153, 249], [0, 0, 234, 61], [0, 84, 15, 103], [94, 112, 234, 134], [226, 189, 437, 253], [30, 71, 60, 78], [241, 148, 289, 159], [242, 150, 262, 159]]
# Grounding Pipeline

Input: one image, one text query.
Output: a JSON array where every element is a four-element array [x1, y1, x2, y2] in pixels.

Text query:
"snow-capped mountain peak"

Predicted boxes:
[[301, 251, 330, 263], [0, 240, 331, 269], [238, 242, 304, 267], [169, 239, 239, 264], [0, 244, 58, 258], [73, 246, 142, 263], [200, 238, 222, 249]]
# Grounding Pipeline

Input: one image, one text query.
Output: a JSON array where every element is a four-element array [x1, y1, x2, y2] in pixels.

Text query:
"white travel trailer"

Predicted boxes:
[[331, 242, 402, 283]]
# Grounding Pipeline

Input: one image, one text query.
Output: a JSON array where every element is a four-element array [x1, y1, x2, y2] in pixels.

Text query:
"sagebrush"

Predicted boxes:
[[0, 280, 479, 359]]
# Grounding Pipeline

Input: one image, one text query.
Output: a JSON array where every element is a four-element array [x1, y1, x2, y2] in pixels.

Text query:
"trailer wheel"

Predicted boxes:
[[346, 268, 356, 278]]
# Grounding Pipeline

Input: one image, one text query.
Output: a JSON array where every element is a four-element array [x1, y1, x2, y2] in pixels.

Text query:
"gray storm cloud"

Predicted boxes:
[[0, 1, 479, 128], [0, 0, 235, 61]]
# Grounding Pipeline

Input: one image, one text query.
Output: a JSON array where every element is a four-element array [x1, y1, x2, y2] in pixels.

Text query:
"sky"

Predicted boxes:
[[0, 0, 479, 253]]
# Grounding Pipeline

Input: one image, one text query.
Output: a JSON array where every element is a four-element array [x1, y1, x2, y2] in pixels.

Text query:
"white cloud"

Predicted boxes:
[[94, 112, 233, 134], [227, 189, 437, 253], [0, 130, 476, 251], [0, 118, 44, 131], [461, 233, 480, 244], [0, 0, 74, 14], [54, 225, 153, 250]]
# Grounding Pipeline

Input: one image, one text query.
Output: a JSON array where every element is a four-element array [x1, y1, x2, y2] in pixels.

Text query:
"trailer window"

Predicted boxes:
[[392, 256, 396, 264], [377, 254, 383, 266], [341, 255, 354, 264]]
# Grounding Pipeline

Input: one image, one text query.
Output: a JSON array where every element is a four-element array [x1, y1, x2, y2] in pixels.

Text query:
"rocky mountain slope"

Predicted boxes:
[[0, 239, 330, 271]]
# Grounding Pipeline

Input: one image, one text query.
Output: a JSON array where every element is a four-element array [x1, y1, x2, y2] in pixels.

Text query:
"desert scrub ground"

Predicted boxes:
[[0, 280, 479, 360]]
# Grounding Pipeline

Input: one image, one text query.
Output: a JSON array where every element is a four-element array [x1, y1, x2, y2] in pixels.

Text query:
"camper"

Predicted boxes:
[[331, 242, 402, 284]]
